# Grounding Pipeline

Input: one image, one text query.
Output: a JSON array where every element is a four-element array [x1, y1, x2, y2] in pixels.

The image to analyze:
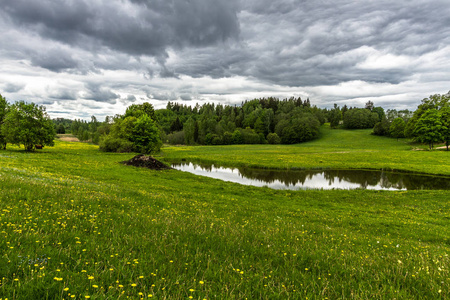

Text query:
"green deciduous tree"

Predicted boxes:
[[405, 92, 450, 138], [343, 108, 379, 129], [389, 117, 406, 141], [328, 104, 342, 129], [100, 104, 162, 154], [131, 114, 163, 153], [372, 118, 390, 136], [413, 109, 445, 150], [266, 132, 281, 144], [0, 94, 9, 149], [440, 107, 450, 150], [124, 102, 156, 120], [1, 101, 55, 151], [56, 124, 66, 134]]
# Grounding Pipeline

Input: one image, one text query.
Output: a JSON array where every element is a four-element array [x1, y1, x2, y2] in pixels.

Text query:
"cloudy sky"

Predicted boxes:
[[1, 0, 450, 120]]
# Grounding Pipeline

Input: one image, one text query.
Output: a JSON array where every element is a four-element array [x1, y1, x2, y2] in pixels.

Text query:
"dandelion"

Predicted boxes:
[[92, 285, 98, 288], [199, 281, 204, 285], [64, 288, 69, 291], [131, 283, 137, 287]]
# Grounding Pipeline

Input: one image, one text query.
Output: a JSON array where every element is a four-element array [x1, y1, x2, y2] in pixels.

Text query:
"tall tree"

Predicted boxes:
[[0, 94, 8, 149], [440, 107, 450, 150], [389, 117, 406, 141], [329, 104, 342, 129], [124, 102, 156, 120], [413, 109, 445, 150], [1, 101, 55, 151], [365, 101, 374, 111]]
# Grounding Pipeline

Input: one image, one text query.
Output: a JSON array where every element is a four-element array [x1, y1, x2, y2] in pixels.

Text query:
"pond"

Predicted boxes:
[[171, 162, 450, 190]]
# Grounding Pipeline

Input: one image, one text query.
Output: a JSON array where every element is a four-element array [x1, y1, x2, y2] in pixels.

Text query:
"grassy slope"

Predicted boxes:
[[159, 125, 450, 175], [0, 129, 449, 299]]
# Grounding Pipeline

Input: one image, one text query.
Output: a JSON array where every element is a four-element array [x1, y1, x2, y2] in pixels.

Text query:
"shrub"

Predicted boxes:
[[267, 132, 281, 144], [167, 131, 185, 145], [99, 136, 134, 152]]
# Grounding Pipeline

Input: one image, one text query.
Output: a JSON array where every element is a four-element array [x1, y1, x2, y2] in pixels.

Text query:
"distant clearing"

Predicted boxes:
[[57, 134, 80, 142]]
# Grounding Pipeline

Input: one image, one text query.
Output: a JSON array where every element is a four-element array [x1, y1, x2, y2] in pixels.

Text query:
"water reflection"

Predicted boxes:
[[172, 162, 450, 190]]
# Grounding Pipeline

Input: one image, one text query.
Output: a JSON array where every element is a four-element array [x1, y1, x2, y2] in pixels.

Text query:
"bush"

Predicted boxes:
[[211, 134, 222, 145], [372, 118, 390, 136], [343, 108, 379, 129], [267, 132, 281, 144], [167, 131, 185, 145], [232, 129, 243, 144], [56, 124, 66, 134], [222, 131, 233, 145], [99, 136, 134, 152], [241, 128, 260, 144]]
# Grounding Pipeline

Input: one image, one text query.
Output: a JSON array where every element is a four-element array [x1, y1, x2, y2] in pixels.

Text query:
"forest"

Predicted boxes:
[[65, 92, 450, 151]]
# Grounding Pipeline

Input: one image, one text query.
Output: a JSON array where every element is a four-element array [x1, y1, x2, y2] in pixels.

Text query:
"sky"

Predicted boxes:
[[1, 0, 450, 120]]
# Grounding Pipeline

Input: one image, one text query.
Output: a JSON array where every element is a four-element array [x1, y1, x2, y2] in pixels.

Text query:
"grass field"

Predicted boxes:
[[0, 126, 449, 299], [160, 125, 450, 176]]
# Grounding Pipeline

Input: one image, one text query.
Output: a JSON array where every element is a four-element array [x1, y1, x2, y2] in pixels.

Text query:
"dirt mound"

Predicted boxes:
[[122, 155, 172, 170]]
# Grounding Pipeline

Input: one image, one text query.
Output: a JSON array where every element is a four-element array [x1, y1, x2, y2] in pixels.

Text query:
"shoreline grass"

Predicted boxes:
[[158, 125, 450, 176]]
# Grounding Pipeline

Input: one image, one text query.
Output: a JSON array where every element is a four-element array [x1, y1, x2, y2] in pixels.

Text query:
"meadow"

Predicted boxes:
[[0, 126, 449, 299]]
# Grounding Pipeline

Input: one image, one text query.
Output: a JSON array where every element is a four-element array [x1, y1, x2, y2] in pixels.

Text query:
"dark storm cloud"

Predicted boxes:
[[234, 0, 450, 86], [165, 0, 450, 88], [30, 48, 79, 72], [126, 95, 137, 102], [82, 83, 119, 104], [148, 91, 177, 101], [49, 89, 78, 101], [4, 83, 25, 93], [2, 0, 240, 59], [1, 0, 450, 117]]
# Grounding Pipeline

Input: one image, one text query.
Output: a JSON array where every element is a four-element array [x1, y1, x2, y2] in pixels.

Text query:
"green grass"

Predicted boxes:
[[159, 124, 450, 175], [0, 128, 449, 299]]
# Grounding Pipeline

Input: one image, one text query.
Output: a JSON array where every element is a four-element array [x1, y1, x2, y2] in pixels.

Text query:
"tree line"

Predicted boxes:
[[1, 92, 449, 152], [71, 97, 329, 149], [328, 93, 450, 149]]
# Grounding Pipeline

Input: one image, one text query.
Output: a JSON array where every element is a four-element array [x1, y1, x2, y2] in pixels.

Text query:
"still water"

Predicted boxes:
[[172, 162, 450, 190]]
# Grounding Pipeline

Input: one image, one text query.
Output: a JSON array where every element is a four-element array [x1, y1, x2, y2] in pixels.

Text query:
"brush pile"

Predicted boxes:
[[121, 154, 172, 170]]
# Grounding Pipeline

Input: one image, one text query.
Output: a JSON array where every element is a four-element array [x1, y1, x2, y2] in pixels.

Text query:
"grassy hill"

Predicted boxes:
[[0, 126, 449, 299]]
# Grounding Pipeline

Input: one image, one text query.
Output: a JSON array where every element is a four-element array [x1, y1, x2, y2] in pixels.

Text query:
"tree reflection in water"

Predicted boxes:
[[172, 162, 450, 190]]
